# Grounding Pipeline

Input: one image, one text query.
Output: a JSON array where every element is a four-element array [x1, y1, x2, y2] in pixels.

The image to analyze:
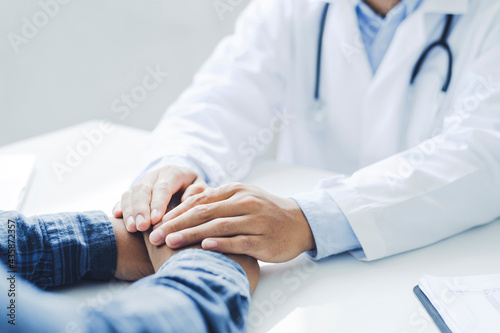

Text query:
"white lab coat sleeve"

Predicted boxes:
[[292, 190, 362, 260], [320, 34, 500, 261], [144, 0, 293, 187]]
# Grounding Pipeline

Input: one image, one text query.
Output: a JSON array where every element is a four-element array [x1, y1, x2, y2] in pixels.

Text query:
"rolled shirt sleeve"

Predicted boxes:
[[291, 190, 361, 260], [0, 210, 117, 289]]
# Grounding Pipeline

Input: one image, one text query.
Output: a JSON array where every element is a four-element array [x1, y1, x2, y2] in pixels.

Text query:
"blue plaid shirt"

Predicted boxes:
[[0, 210, 250, 333]]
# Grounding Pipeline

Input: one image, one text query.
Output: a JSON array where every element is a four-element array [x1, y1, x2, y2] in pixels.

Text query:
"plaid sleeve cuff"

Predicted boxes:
[[0, 210, 117, 289], [38, 210, 117, 286], [78, 211, 117, 281]]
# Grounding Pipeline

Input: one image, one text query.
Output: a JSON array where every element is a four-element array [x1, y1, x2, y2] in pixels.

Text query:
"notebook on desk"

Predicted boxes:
[[0, 154, 36, 211], [414, 273, 500, 333]]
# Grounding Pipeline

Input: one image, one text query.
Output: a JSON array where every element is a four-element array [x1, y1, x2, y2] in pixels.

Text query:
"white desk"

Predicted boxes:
[[1, 121, 500, 333]]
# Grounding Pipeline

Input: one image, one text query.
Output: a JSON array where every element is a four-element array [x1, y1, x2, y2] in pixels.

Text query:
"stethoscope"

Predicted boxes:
[[313, 3, 455, 143]]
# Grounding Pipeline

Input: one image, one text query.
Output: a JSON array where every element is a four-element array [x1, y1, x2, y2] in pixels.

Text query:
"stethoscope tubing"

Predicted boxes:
[[410, 14, 454, 93], [314, 3, 331, 102], [313, 4, 455, 111]]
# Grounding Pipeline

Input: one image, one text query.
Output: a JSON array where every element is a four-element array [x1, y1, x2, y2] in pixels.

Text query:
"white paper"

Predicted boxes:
[[419, 273, 500, 333]]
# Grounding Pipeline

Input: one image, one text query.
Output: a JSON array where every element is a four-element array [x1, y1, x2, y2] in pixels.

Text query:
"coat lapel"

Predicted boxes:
[[356, 0, 469, 166]]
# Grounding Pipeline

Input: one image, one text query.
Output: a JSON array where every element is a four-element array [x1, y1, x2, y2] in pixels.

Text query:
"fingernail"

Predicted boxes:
[[204, 240, 217, 250], [136, 215, 147, 230], [151, 209, 159, 221], [126, 216, 134, 229], [167, 233, 182, 246], [150, 229, 164, 244]]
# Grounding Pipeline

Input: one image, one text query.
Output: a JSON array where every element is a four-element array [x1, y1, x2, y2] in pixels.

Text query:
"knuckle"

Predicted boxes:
[[203, 187, 215, 196], [239, 236, 252, 251], [193, 205, 212, 220], [184, 194, 197, 205], [239, 195, 261, 208], [154, 180, 172, 191], [133, 183, 152, 194], [229, 182, 244, 191], [193, 192, 209, 205]]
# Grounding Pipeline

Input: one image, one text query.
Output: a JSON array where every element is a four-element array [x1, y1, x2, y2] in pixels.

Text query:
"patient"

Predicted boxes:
[[0, 209, 259, 333]]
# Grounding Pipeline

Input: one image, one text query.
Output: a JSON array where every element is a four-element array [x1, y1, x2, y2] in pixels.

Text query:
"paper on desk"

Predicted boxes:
[[419, 273, 500, 333], [0, 154, 36, 211]]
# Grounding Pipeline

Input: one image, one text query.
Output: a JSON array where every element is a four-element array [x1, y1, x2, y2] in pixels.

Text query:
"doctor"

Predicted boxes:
[[114, 0, 500, 262]]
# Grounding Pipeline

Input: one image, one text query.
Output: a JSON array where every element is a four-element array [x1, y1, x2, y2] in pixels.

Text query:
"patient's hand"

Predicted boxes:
[[141, 229, 199, 272], [111, 217, 155, 281], [142, 230, 260, 293]]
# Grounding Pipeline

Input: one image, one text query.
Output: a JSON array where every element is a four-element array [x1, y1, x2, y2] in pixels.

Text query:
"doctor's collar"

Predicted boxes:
[[309, 0, 468, 16]]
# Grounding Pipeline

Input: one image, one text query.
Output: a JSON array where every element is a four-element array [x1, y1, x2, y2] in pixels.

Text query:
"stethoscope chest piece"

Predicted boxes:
[[309, 100, 328, 130]]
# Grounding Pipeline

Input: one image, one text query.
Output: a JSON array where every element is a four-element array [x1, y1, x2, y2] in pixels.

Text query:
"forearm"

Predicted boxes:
[[224, 253, 260, 294], [1, 218, 249, 332], [87, 249, 254, 333], [0, 210, 116, 289]]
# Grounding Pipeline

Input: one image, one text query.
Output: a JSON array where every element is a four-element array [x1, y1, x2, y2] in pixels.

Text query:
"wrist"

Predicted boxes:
[[142, 231, 260, 293], [289, 199, 316, 253], [225, 254, 260, 294], [112, 218, 154, 281], [142, 229, 201, 272]]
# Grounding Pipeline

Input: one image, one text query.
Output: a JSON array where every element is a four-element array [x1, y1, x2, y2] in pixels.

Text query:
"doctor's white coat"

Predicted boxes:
[[146, 0, 500, 260]]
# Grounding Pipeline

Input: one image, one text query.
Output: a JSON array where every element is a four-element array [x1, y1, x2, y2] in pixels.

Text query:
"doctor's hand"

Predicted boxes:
[[147, 183, 316, 263], [113, 165, 208, 233]]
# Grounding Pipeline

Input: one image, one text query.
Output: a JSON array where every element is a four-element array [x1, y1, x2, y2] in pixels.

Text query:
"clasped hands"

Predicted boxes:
[[113, 165, 316, 269]]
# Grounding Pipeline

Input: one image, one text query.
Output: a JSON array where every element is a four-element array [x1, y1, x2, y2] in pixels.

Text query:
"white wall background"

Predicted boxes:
[[0, 0, 250, 146]]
